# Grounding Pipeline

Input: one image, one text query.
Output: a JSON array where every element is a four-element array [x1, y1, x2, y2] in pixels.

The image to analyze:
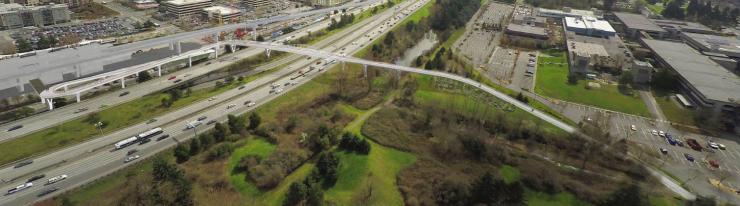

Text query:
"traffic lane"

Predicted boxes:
[[0, 0, 419, 186]]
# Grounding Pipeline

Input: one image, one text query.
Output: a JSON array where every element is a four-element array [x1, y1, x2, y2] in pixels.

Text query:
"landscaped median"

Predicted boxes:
[[534, 50, 651, 117]]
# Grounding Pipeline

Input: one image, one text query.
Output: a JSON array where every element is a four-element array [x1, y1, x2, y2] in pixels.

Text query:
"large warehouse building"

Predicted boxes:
[[641, 39, 739, 122], [612, 12, 667, 39]]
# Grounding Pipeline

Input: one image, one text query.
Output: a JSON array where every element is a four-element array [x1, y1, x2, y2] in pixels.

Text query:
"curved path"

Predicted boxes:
[[225, 40, 577, 133]]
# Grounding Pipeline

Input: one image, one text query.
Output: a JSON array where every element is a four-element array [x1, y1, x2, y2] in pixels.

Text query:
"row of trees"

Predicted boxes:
[[435, 172, 524, 206], [174, 113, 255, 163], [661, 0, 740, 27], [283, 151, 340, 206], [338, 132, 371, 154], [328, 13, 356, 31]]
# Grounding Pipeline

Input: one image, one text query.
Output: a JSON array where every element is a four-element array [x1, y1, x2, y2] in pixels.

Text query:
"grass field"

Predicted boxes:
[[499, 165, 521, 184], [325, 105, 416, 205], [228, 139, 277, 197], [403, 0, 434, 24], [653, 91, 697, 127], [534, 51, 650, 117], [525, 190, 591, 206]]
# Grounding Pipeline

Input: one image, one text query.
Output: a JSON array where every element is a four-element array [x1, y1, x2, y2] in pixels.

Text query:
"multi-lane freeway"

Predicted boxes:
[[0, 0, 428, 204], [0, 0, 386, 143]]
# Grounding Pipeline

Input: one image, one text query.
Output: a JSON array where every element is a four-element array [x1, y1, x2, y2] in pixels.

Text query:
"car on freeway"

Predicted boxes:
[[119, 91, 130, 97], [7, 125, 23, 132], [37, 187, 59, 197], [207, 120, 217, 125], [14, 160, 33, 168], [197, 116, 208, 121], [127, 149, 138, 155], [275, 88, 283, 94], [184, 74, 192, 77], [147, 119, 157, 124], [27, 174, 46, 182], [208, 97, 216, 101], [6, 182, 32, 195], [239, 85, 246, 90], [244, 100, 255, 107], [630, 125, 636, 131], [284, 82, 291, 86], [46, 175, 67, 185], [156, 134, 170, 141], [74, 107, 89, 113], [174, 79, 182, 83], [659, 148, 668, 154], [139, 138, 151, 145], [227, 104, 236, 109], [684, 153, 694, 162], [124, 155, 141, 163], [168, 76, 177, 80]]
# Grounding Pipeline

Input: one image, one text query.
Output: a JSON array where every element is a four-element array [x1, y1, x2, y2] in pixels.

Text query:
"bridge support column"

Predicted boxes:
[[121, 78, 126, 88], [47, 98, 54, 110], [157, 65, 162, 76], [76, 92, 81, 103], [214, 42, 219, 58], [188, 56, 192, 67], [177, 41, 182, 54], [363, 64, 368, 78]]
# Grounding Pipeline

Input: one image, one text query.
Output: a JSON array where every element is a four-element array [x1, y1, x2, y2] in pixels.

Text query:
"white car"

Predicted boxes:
[[208, 97, 216, 101], [708, 141, 719, 149], [124, 155, 141, 163], [630, 125, 636, 131], [46, 175, 68, 185], [659, 131, 665, 137], [227, 104, 236, 109], [651, 130, 658, 136], [718, 143, 726, 150], [275, 88, 283, 94]]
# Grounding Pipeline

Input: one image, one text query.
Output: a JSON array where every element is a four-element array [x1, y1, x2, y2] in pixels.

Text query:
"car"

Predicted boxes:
[[684, 153, 694, 162], [37, 187, 59, 197], [708, 142, 719, 149], [14, 160, 33, 168], [119, 91, 130, 97], [269, 89, 275, 94], [244, 100, 253, 106], [227, 104, 236, 109], [46, 175, 68, 185], [139, 138, 151, 145], [651, 130, 658, 136], [184, 74, 192, 77], [124, 155, 140, 163], [27, 174, 46, 182], [675, 139, 684, 147], [156, 134, 170, 141], [206, 120, 217, 125], [718, 143, 726, 150], [275, 89, 283, 94], [658, 131, 665, 137], [284, 82, 291, 86], [238, 85, 246, 90], [197, 116, 207, 121], [7, 125, 23, 132], [709, 160, 720, 168], [666, 137, 676, 145], [168, 76, 176, 80], [208, 97, 216, 101], [74, 107, 89, 114], [630, 125, 636, 131], [173, 79, 182, 83], [659, 148, 668, 154], [146, 119, 157, 124], [127, 149, 138, 155]]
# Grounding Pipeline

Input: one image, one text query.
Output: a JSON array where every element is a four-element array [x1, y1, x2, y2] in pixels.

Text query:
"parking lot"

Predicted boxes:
[[556, 101, 740, 200], [510, 51, 536, 91], [483, 47, 517, 84], [455, 2, 513, 66], [12, 18, 136, 46]]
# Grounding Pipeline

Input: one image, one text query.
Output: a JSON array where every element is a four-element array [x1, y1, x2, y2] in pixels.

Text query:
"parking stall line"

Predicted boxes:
[[671, 151, 681, 163], [719, 149, 729, 158]]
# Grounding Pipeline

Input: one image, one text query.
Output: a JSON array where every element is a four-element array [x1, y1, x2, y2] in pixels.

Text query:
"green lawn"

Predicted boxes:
[[653, 91, 697, 127], [228, 139, 277, 197], [499, 165, 521, 184], [325, 105, 416, 205], [259, 163, 316, 206], [525, 190, 591, 206], [403, 0, 434, 24], [534, 51, 650, 117]]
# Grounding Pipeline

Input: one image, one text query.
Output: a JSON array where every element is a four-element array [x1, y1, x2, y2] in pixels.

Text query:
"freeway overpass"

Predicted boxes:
[[225, 40, 577, 133]]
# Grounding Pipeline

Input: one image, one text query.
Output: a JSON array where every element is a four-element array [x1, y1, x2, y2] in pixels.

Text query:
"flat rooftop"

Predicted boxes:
[[568, 41, 608, 57], [613, 12, 666, 33], [565, 16, 615, 33], [203, 6, 240, 15], [506, 24, 548, 36], [165, 0, 211, 6], [642, 39, 740, 103], [682, 32, 740, 54], [653, 19, 713, 33]]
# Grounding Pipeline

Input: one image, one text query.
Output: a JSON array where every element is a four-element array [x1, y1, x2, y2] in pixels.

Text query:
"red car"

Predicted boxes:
[[709, 160, 720, 168], [168, 76, 177, 80]]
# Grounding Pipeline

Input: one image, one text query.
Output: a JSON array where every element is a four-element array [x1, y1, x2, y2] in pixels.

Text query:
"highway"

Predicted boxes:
[[226, 40, 578, 133], [0, 0, 427, 204], [0, 1, 386, 143]]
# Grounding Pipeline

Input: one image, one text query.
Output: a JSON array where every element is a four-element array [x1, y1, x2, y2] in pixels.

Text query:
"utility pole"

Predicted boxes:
[[94, 121, 104, 136]]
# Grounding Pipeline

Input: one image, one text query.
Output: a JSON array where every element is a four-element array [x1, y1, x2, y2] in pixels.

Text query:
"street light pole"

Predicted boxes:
[[95, 121, 104, 136]]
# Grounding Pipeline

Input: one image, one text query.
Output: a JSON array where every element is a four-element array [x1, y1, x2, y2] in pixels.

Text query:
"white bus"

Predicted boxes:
[[46, 174, 68, 185], [6, 182, 32, 195], [114, 136, 138, 149]]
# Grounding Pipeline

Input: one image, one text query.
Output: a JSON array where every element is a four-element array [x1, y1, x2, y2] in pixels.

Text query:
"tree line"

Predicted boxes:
[[661, 0, 740, 27]]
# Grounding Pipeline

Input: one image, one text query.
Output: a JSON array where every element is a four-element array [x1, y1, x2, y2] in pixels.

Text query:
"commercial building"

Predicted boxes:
[[0, 3, 70, 30], [131, 0, 159, 9], [243, 0, 288, 16], [641, 39, 739, 120], [631, 60, 653, 84], [511, 15, 546, 27], [564, 16, 616, 38], [681, 32, 740, 59], [567, 40, 609, 74], [163, 0, 212, 17], [537, 7, 600, 19], [310, 0, 347, 7], [505, 24, 548, 47], [612, 12, 666, 39], [202, 5, 240, 24]]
